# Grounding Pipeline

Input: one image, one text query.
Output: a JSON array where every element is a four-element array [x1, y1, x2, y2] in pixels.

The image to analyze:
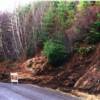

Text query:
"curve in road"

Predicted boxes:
[[0, 83, 80, 100]]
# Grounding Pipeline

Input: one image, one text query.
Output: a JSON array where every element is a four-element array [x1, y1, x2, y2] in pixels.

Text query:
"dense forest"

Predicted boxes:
[[0, 1, 99, 61], [0, 1, 100, 99]]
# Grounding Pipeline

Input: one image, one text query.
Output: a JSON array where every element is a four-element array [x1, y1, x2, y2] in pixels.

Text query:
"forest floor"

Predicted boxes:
[[0, 43, 100, 99]]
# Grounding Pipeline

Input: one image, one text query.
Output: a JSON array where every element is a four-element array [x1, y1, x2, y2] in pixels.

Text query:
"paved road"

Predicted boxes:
[[0, 83, 80, 100]]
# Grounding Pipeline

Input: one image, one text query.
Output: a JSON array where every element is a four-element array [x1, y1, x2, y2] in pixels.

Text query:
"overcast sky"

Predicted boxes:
[[0, 0, 35, 12]]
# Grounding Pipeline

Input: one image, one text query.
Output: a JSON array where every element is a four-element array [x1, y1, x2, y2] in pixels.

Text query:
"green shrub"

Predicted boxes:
[[87, 21, 100, 44], [43, 40, 69, 67], [76, 46, 95, 56], [77, 1, 91, 11]]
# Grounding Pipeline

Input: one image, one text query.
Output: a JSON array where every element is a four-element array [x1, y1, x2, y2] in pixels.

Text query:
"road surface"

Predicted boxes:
[[0, 83, 80, 100]]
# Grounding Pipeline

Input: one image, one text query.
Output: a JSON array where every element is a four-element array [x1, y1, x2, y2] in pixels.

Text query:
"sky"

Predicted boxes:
[[0, 0, 35, 12]]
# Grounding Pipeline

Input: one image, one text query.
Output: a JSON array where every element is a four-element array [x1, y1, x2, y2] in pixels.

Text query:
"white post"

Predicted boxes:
[[10, 72, 18, 84]]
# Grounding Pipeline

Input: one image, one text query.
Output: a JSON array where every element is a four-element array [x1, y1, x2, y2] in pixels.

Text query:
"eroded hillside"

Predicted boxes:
[[0, 1, 100, 99]]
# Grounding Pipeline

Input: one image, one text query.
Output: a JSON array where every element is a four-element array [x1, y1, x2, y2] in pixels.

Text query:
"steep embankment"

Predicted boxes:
[[19, 6, 100, 94], [18, 43, 100, 94], [74, 44, 100, 94]]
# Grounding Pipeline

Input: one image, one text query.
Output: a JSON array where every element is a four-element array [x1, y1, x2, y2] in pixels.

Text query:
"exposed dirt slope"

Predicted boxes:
[[0, 44, 99, 94], [74, 44, 100, 94], [18, 44, 100, 94]]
